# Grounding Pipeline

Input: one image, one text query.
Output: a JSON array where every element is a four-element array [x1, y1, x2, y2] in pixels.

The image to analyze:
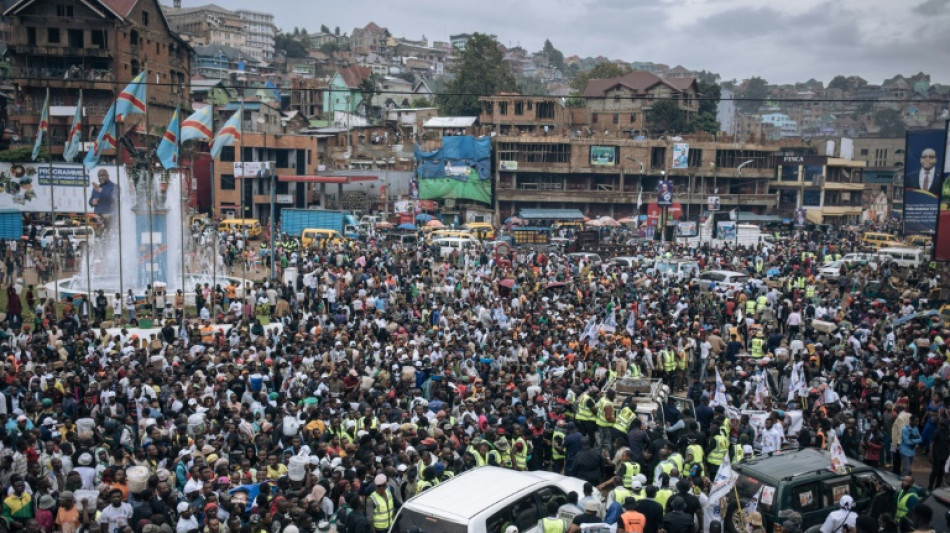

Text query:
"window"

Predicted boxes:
[[592, 113, 598, 124], [486, 495, 540, 533], [27, 27, 36, 46], [142, 11, 149, 26], [860, 148, 868, 156], [220, 174, 235, 190], [56, 5, 73, 16], [514, 101, 524, 115], [47, 28, 60, 44], [630, 113, 637, 123], [650, 146, 666, 170], [791, 483, 820, 512], [688, 148, 703, 168], [499, 102, 508, 115], [613, 114, 619, 124], [219, 146, 235, 162], [68, 29, 83, 48]]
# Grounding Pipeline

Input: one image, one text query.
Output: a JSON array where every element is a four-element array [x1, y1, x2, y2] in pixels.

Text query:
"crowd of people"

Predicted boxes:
[[0, 221, 948, 533]]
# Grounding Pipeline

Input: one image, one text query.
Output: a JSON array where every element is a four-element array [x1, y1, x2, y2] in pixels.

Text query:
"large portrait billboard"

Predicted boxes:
[[0, 163, 122, 214], [935, 121, 950, 261], [903, 129, 946, 236]]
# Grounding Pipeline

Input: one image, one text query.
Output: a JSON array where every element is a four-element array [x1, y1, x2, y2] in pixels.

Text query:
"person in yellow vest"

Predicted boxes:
[[706, 424, 729, 477], [415, 466, 440, 493], [604, 475, 635, 508], [745, 298, 756, 318], [551, 421, 567, 474], [574, 387, 598, 441], [490, 437, 513, 468], [512, 426, 532, 471], [612, 400, 638, 446], [615, 448, 641, 489], [674, 348, 688, 391], [685, 443, 704, 477], [661, 346, 676, 386], [470, 440, 491, 468], [654, 474, 674, 509], [756, 295, 767, 315], [895, 475, 920, 521], [539, 501, 567, 533], [805, 283, 816, 303], [595, 390, 617, 454], [367, 473, 395, 532], [750, 330, 765, 359]]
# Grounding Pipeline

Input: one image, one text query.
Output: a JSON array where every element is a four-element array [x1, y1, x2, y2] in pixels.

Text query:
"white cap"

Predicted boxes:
[[374, 474, 387, 485], [177, 502, 190, 513]]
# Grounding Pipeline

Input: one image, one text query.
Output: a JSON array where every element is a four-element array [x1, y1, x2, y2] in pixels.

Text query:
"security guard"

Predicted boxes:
[[369, 474, 395, 532], [574, 387, 598, 440], [470, 440, 491, 467], [490, 437, 513, 468], [539, 501, 566, 533], [707, 425, 729, 477], [595, 390, 617, 453], [895, 476, 920, 521], [512, 428, 531, 471], [551, 421, 566, 474], [661, 346, 676, 382], [415, 466, 440, 493], [616, 448, 641, 489], [750, 330, 765, 359], [612, 400, 637, 444], [608, 475, 635, 508], [756, 294, 767, 314]]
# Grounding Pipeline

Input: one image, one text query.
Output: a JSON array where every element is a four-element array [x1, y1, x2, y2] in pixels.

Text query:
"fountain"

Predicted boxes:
[[42, 162, 248, 309]]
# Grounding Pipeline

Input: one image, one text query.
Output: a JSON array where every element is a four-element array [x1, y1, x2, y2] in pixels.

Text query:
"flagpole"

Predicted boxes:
[[176, 96, 185, 308], [112, 81, 125, 301], [239, 104, 246, 292], [78, 92, 92, 322], [733, 485, 747, 532], [143, 68, 156, 321], [210, 107, 217, 303], [43, 88, 59, 302]]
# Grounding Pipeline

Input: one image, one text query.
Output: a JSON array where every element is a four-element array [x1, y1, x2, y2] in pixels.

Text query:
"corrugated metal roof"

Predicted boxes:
[[519, 208, 586, 220], [423, 117, 477, 128]]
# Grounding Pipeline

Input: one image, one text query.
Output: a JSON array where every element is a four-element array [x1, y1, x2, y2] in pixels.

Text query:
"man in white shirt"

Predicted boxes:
[[760, 417, 785, 455], [819, 495, 857, 533], [99, 489, 134, 533]]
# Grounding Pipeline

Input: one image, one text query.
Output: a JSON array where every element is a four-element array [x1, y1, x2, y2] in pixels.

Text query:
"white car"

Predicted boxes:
[[608, 256, 639, 268], [567, 252, 602, 264], [820, 260, 843, 281], [392, 467, 586, 533], [696, 269, 749, 292]]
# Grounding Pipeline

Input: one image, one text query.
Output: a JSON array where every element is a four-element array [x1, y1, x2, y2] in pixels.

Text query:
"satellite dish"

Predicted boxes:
[[344, 151, 351, 159]]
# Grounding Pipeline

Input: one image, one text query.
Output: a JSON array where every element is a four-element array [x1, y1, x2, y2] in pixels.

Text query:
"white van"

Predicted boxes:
[[39, 225, 97, 251], [391, 467, 586, 533], [432, 237, 474, 258], [696, 269, 749, 292], [878, 247, 927, 268]]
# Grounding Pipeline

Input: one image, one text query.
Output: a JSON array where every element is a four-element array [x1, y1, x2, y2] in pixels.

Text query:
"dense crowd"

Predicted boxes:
[[0, 222, 948, 533]]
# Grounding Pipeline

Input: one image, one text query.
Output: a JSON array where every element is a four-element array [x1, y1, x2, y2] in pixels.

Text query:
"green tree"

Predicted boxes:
[[690, 112, 719, 135], [828, 75, 849, 91], [410, 97, 432, 108], [319, 42, 339, 56], [646, 100, 687, 133], [874, 108, 906, 137], [334, 26, 340, 36], [696, 80, 721, 117], [736, 76, 769, 113], [275, 30, 308, 58], [542, 39, 565, 72], [566, 61, 632, 107], [320, 24, 330, 34], [436, 33, 516, 116]]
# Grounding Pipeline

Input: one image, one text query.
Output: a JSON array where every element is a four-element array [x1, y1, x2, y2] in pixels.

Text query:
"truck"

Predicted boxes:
[[682, 218, 774, 251], [604, 377, 696, 437], [279, 209, 360, 239]]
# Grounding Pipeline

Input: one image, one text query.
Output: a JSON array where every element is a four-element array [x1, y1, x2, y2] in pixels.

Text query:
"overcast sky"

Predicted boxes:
[[179, 0, 950, 86]]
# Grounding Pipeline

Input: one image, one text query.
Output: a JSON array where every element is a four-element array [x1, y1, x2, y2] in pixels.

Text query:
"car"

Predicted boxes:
[[725, 449, 914, 533], [696, 270, 749, 292], [566, 252, 602, 264], [819, 260, 843, 281], [391, 466, 585, 533], [549, 237, 573, 250], [608, 256, 639, 268]]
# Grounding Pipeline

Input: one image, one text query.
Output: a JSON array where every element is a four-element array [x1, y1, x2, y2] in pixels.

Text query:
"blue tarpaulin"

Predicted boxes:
[[414, 136, 491, 181]]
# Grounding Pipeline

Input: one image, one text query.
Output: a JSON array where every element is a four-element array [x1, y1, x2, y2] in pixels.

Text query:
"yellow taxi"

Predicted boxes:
[[861, 231, 901, 250], [218, 218, 263, 238], [301, 228, 348, 248], [462, 222, 496, 240]]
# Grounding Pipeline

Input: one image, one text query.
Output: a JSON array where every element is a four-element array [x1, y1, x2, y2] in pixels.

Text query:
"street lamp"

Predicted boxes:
[[624, 156, 646, 221], [735, 159, 755, 246]]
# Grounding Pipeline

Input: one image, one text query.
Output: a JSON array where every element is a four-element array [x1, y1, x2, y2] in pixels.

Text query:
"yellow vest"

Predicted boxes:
[[687, 443, 704, 465], [613, 406, 636, 434], [612, 486, 634, 507], [896, 490, 915, 520], [745, 300, 756, 315], [472, 449, 488, 467], [552, 429, 566, 460], [575, 392, 595, 421], [513, 437, 529, 470], [369, 490, 394, 530], [708, 434, 728, 465], [620, 461, 641, 488], [595, 396, 613, 428], [656, 488, 674, 509], [662, 350, 675, 371], [756, 295, 767, 311], [751, 338, 765, 358], [540, 516, 566, 533]]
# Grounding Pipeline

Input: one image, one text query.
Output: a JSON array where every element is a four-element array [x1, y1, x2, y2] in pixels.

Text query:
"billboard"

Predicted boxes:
[[233, 161, 272, 178], [708, 196, 720, 211], [676, 221, 697, 237], [672, 142, 689, 169], [794, 208, 807, 227], [718, 221, 736, 240], [0, 163, 124, 214], [936, 121, 950, 261], [657, 179, 673, 206], [903, 129, 946, 236], [590, 146, 617, 166]]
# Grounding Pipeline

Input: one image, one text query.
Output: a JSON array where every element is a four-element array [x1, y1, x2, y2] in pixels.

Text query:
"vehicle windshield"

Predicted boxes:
[[392, 509, 467, 533]]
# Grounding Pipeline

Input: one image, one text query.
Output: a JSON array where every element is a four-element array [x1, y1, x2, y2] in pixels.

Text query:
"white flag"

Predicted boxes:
[[625, 311, 636, 336], [580, 315, 597, 341], [600, 309, 617, 334], [637, 187, 643, 209], [828, 432, 849, 474], [707, 451, 738, 504], [712, 367, 729, 407], [754, 377, 769, 408], [730, 208, 738, 221]]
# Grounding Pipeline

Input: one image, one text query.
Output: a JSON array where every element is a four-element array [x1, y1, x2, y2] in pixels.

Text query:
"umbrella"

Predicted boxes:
[[375, 221, 394, 229], [598, 216, 621, 227], [425, 219, 444, 227], [545, 281, 566, 289], [397, 223, 417, 231], [505, 216, 525, 225], [499, 278, 516, 289], [586, 219, 602, 227], [617, 217, 635, 224], [415, 213, 434, 222]]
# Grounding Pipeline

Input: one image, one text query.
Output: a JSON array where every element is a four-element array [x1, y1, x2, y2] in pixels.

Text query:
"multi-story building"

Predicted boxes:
[[210, 102, 320, 220], [350, 22, 387, 56], [771, 154, 866, 225], [449, 33, 471, 51], [164, 4, 275, 62], [479, 94, 569, 136], [491, 134, 782, 221], [582, 71, 699, 136], [192, 44, 261, 79], [322, 65, 371, 118], [3, 0, 191, 154]]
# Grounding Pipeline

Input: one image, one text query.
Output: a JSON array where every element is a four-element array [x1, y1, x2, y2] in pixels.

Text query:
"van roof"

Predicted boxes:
[[403, 467, 564, 521]]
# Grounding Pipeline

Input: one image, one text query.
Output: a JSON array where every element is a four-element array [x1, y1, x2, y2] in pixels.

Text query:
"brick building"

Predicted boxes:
[[3, 0, 191, 156], [583, 71, 700, 136]]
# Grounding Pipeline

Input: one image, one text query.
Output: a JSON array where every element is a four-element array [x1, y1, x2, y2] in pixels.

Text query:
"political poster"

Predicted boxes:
[[233, 161, 272, 178], [708, 196, 720, 211], [719, 221, 737, 240], [677, 221, 697, 237], [794, 208, 807, 227], [903, 129, 946, 236], [590, 146, 617, 166], [672, 142, 689, 169], [0, 162, 125, 214], [657, 180, 674, 206], [935, 121, 950, 261]]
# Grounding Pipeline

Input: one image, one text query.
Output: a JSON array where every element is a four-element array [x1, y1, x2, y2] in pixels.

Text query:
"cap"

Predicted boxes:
[[177, 502, 190, 513], [839, 495, 854, 510], [584, 500, 599, 512], [374, 474, 387, 485], [632, 480, 643, 490]]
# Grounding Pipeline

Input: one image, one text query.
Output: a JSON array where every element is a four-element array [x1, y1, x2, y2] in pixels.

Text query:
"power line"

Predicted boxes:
[[7, 77, 950, 105]]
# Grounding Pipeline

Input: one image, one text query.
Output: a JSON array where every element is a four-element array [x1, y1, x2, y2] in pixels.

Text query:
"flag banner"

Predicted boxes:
[[83, 103, 117, 170], [63, 92, 83, 162], [116, 70, 147, 120], [210, 105, 242, 159], [828, 432, 849, 474], [32, 88, 49, 161], [625, 311, 635, 336], [707, 452, 738, 504], [580, 315, 597, 341], [712, 367, 729, 407], [181, 106, 214, 143], [599, 309, 617, 334], [156, 107, 180, 170]]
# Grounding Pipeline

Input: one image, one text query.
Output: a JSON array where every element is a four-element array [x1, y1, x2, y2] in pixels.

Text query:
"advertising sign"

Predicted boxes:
[[794, 208, 807, 227], [657, 179, 674, 206], [646, 202, 682, 226], [708, 196, 720, 211], [233, 161, 272, 178], [676, 221, 697, 237], [672, 142, 689, 169], [718, 221, 737, 240], [0, 163, 126, 214], [590, 146, 617, 166], [936, 121, 950, 261], [499, 160, 519, 171], [903, 129, 946, 236]]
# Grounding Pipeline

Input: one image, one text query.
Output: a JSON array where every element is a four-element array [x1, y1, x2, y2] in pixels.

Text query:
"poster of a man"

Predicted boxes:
[[657, 180, 673, 206], [906, 148, 941, 195], [89, 168, 115, 216]]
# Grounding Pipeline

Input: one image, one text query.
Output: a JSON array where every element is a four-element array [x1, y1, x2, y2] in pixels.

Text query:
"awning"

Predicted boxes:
[[423, 116, 477, 128], [278, 175, 378, 184], [519, 208, 586, 221], [735, 213, 785, 223]]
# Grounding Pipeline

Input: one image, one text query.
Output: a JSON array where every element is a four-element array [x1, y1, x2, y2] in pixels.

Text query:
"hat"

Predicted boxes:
[[623, 497, 639, 510], [38, 495, 55, 509], [632, 480, 643, 490], [374, 474, 387, 486], [748, 512, 763, 526], [178, 448, 192, 457], [584, 500, 599, 512], [494, 438, 509, 451], [177, 502, 190, 513], [839, 495, 854, 510], [78, 453, 93, 466]]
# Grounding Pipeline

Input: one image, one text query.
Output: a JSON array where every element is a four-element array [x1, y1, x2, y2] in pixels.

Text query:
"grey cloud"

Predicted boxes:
[[913, 0, 950, 15]]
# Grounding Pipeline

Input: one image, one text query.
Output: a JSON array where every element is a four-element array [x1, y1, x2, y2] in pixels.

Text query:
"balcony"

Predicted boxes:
[[13, 44, 112, 58]]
